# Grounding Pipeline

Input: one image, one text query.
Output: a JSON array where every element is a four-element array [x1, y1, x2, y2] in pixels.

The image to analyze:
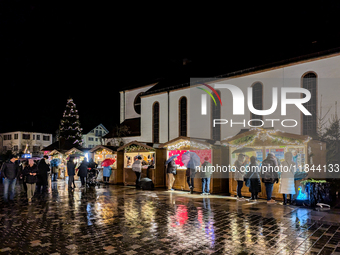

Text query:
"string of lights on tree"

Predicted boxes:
[[59, 98, 83, 147]]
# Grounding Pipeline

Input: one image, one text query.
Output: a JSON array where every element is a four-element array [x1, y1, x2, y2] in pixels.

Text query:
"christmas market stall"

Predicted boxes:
[[117, 141, 166, 187], [65, 147, 90, 179], [159, 136, 229, 194], [222, 128, 326, 201], [48, 149, 66, 179], [89, 145, 124, 184]]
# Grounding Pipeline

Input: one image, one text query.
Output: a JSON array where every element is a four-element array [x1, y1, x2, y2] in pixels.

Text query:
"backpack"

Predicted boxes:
[[261, 160, 276, 183]]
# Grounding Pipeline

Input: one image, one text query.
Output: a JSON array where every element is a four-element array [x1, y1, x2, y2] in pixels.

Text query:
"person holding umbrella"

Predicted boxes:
[[102, 158, 115, 184], [165, 154, 178, 191], [182, 151, 200, 194]]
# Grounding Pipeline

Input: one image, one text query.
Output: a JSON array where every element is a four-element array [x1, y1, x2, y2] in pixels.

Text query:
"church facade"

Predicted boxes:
[[117, 51, 340, 145]]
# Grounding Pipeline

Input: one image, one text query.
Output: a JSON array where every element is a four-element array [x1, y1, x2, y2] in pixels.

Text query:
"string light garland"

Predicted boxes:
[[166, 140, 212, 150], [223, 128, 312, 148]]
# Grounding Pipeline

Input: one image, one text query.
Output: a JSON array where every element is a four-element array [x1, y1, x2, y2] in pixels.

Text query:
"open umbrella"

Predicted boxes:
[[165, 154, 179, 165], [181, 151, 200, 169], [101, 158, 116, 167], [50, 158, 61, 167]]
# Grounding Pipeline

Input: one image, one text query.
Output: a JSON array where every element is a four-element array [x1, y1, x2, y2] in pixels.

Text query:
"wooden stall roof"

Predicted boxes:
[[49, 149, 64, 156], [159, 136, 213, 150], [65, 147, 91, 155], [221, 128, 312, 147], [117, 140, 155, 152], [89, 145, 119, 153]]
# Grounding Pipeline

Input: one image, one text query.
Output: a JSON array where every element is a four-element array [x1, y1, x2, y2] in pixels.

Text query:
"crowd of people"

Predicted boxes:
[[1, 151, 297, 205], [0, 155, 100, 204], [1, 155, 52, 204], [234, 152, 296, 204], [163, 152, 296, 204]]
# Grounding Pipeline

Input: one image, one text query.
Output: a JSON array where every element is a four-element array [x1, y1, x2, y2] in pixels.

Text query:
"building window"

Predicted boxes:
[[22, 134, 30, 140], [33, 146, 40, 152], [36, 135, 40, 140], [13, 145, 18, 151], [4, 135, 12, 140], [153, 102, 160, 143], [43, 135, 50, 141], [250, 82, 263, 126], [33, 135, 35, 140], [88, 137, 94, 141], [179, 97, 187, 137], [302, 72, 317, 136], [212, 90, 221, 141], [134, 93, 142, 115], [14, 134, 18, 139]]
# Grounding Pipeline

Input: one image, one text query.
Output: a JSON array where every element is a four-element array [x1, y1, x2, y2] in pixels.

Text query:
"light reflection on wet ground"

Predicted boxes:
[[0, 180, 339, 254]]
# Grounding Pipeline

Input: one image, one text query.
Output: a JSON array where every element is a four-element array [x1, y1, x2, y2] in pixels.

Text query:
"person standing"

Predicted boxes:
[[23, 159, 38, 203], [261, 153, 279, 204], [166, 158, 177, 191], [1, 156, 19, 203], [244, 156, 261, 201], [234, 154, 246, 200], [279, 152, 296, 205], [102, 165, 112, 184], [77, 158, 89, 187], [67, 157, 76, 190], [37, 156, 50, 193], [201, 157, 213, 195], [132, 156, 142, 188], [51, 163, 59, 182]]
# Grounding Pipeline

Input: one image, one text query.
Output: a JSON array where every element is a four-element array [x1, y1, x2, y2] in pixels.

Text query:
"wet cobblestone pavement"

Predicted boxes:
[[0, 180, 340, 254]]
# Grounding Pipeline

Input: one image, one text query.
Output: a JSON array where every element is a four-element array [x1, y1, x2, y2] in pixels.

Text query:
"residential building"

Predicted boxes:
[[0, 131, 53, 156], [82, 124, 109, 148]]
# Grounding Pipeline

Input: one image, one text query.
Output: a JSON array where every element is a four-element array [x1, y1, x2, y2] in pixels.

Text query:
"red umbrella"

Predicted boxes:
[[101, 158, 116, 167]]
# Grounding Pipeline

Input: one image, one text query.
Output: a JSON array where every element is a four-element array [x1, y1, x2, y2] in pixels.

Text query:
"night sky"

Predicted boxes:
[[1, 2, 340, 135]]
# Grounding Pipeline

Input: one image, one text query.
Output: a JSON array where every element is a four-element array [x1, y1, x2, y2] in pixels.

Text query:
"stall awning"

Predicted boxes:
[[159, 136, 213, 150], [221, 128, 312, 148], [89, 145, 119, 153], [117, 141, 155, 153]]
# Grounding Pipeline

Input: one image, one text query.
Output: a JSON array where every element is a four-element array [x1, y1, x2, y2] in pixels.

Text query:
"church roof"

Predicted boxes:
[[141, 47, 340, 97]]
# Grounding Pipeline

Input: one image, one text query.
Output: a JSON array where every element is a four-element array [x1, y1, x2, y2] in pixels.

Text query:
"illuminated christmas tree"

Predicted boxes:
[[59, 98, 83, 147]]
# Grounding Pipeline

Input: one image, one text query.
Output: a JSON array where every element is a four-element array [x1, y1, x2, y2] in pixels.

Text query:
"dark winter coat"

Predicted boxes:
[[67, 160, 76, 176], [260, 155, 279, 184], [78, 161, 89, 177], [1, 161, 19, 180], [23, 164, 39, 184], [166, 160, 177, 175], [88, 159, 98, 170], [37, 159, 50, 185], [244, 163, 261, 193]]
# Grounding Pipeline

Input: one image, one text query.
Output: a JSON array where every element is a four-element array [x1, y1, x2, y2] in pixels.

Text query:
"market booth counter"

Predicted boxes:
[[89, 145, 123, 184], [159, 136, 229, 194], [222, 128, 326, 201], [118, 141, 166, 187]]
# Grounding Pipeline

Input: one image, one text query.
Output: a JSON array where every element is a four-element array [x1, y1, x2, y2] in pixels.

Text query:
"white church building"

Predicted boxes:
[[111, 49, 340, 146]]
